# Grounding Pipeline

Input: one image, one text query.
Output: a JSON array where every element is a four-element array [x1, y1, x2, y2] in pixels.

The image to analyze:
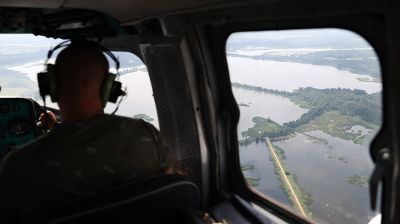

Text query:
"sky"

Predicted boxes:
[[227, 28, 372, 49], [0, 34, 62, 46]]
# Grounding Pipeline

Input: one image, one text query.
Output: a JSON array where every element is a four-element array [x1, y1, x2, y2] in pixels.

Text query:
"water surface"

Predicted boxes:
[[228, 57, 381, 94], [233, 87, 307, 137], [273, 131, 377, 224]]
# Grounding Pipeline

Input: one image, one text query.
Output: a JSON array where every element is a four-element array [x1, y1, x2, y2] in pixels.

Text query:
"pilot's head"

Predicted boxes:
[[54, 44, 109, 122]]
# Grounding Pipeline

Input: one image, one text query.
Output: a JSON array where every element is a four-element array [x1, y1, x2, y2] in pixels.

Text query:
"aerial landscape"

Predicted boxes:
[[228, 29, 381, 224]]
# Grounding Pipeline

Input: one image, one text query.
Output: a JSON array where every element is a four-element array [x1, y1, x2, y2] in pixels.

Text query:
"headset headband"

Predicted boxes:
[[38, 39, 126, 107], [46, 40, 120, 71]]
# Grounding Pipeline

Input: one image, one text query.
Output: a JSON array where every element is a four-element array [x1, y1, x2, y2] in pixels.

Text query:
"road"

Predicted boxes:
[[266, 138, 308, 218]]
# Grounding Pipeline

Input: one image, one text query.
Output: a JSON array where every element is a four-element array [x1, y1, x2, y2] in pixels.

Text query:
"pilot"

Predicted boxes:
[[0, 42, 173, 222]]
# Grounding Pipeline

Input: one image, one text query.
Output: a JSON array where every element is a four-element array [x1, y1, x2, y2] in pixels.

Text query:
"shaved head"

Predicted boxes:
[[55, 45, 109, 93], [55, 44, 109, 122]]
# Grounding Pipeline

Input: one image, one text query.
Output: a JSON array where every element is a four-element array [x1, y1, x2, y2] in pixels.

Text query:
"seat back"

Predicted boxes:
[[34, 175, 200, 224]]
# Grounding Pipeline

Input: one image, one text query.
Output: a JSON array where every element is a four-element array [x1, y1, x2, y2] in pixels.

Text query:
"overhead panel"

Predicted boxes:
[[63, 0, 237, 23], [0, 0, 63, 8]]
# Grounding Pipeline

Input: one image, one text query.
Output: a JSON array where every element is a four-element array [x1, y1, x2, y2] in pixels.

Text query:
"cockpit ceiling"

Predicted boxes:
[[0, 0, 254, 23]]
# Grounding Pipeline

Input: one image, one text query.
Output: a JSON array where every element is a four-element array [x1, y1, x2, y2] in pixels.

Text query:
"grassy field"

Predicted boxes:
[[243, 117, 283, 136], [296, 111, 378, 144], [241, 164, 260, 187], [346, 175, 369, 188], [240, 117, 290, 145]]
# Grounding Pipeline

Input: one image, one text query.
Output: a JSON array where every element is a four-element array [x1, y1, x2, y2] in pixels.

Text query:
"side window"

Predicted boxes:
[[0, 35, 62, 109], [226, 29, 382, 224], [104, 52, 159, 129], [0, 34, 158, 129]]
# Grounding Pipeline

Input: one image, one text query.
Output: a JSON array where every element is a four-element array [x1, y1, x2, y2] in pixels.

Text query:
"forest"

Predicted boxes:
[[286, 87, 381, 126]]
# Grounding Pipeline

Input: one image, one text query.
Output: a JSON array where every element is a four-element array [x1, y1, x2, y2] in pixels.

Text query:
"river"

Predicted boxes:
[[228, 56, 381, 94]]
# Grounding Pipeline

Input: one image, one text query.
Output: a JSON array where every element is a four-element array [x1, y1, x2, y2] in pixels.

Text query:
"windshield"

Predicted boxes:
[[0, 34, 159, 128]]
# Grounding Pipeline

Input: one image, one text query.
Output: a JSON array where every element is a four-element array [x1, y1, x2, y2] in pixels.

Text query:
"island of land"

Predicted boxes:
[[241, 164, 260, 187], [234, 82, 381, 145], [134, 113, 154, 122], [346, 175, 369, 188], [238, 102, 250, 107]]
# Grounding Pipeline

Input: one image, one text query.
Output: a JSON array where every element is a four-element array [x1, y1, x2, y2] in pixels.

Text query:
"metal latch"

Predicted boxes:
[[369, 148, 391, 210]]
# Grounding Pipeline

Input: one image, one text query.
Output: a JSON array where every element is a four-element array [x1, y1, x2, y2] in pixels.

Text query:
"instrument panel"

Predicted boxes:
[[0, 98, 38, 158]]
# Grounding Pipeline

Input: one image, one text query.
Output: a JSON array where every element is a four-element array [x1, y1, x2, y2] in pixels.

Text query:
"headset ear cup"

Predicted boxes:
[[37, 64, 58, 102], [38, 72, 50, 98], [47, 64, 58, 102], [100, 73, 116, 107]]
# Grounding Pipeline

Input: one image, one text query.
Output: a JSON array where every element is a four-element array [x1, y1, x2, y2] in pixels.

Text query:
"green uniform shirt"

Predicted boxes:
[[0, 114, 171, 221]]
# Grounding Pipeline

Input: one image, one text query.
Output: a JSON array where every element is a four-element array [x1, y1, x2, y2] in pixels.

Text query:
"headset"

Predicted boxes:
[[37, 40, 126, 107]]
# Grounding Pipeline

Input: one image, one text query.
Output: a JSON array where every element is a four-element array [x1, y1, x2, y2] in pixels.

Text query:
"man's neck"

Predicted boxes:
[[57, 92, 106, 123], [61, 110, 103, 124], [59, 100, 104, 124]]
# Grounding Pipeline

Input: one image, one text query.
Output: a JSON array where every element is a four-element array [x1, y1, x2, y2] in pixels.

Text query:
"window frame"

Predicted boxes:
[[207, 13, 393, 224]]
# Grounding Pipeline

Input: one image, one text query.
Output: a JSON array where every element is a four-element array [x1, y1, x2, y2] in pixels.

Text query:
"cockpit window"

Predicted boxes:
[[226, 28, 382, 224], [0, 34, 158, 128], [103, 52, 159, 128], [0, 35, 61, 105]]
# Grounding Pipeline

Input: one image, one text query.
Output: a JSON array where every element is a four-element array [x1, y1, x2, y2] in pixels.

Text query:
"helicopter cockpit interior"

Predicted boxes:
[[0, 98, 40, 158], [0, 0, 399, 224]]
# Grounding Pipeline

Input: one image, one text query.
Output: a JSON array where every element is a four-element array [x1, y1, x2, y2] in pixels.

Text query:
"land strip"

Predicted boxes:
[[266, 139, 308, 218]]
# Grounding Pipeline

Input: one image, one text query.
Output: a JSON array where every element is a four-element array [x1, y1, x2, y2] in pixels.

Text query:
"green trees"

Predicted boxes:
[[241, 117, 291, 143], [290, 87, 381, 126]]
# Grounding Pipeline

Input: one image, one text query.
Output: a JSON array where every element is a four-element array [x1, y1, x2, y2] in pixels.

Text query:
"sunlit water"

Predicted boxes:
[[104, 70, 159, 128], [233, 87, 307, 138], [240, 142, 292, 207], [228, 57, 381, 94], [274, 131, 377, 224]]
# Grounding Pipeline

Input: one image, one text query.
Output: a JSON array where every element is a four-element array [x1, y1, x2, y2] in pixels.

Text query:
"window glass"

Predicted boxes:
[[103, 52, 159, 128], [0, 34, 158, 128], [227, 29, 382, 224], [0, 35, 61, 109]]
